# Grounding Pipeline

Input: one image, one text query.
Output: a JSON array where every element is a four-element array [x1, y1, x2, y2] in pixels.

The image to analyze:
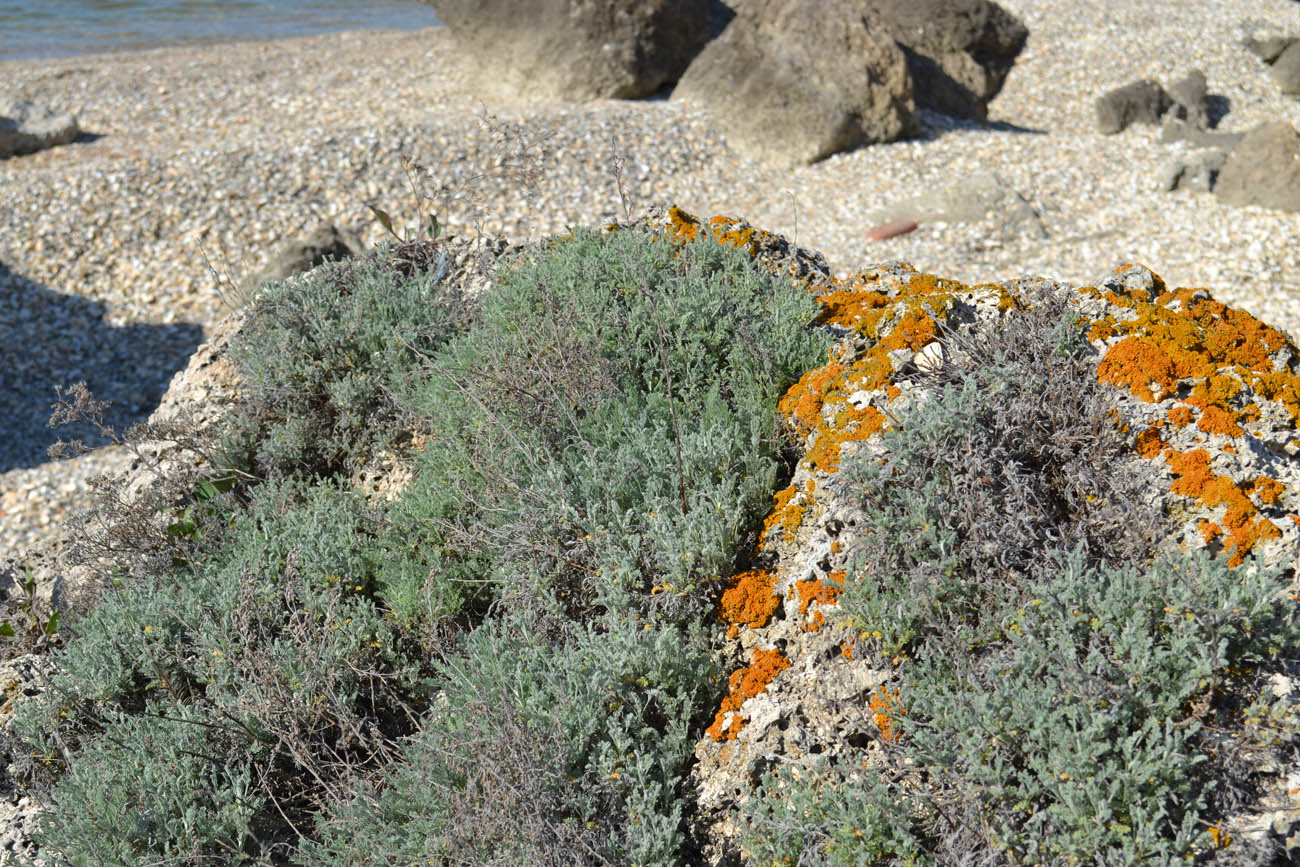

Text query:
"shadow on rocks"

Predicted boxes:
[[0, 260, 203, 473]]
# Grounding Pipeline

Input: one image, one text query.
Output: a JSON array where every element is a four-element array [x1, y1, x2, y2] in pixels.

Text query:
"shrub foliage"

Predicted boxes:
[[16, 225, 828, 865]]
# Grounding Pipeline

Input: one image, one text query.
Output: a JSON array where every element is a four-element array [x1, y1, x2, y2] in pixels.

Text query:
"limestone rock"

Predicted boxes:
[[1168, 68, 1210, 129], [861, 0, 1029, 120], [1271, 39, 1300, 96], [1096, 78, 1173, 134], [1159, 147, 1228, 193], [428, 0, 712, 102], [0, 98, 79, 158], [673, 0, 914, 168], [1215, 121, 1300, 212]]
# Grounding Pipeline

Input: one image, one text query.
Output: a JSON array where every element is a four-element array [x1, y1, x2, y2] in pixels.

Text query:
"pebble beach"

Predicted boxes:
[[4, 0, 1300, 568]]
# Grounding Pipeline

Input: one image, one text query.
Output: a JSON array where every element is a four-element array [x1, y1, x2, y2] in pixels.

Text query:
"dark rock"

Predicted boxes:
[[253, 223, 365, 287], [673, 0, 914, 168], [1168, 69, 1210, 129], [1215, 122, 1300, 212], [0, 98, 79, 158], [861, 0, 1029, 121], [1271, 40, 1300, 96], [1158, 148, 1228, 193], [427, 0, 712, 102], [1095, 79, 1173, 134]]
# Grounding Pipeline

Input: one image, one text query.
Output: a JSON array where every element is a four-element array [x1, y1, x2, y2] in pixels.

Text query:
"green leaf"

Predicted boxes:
[[367, 204, 401, 241], [43, 611, 60, 636], [0, 622, 15, 638]]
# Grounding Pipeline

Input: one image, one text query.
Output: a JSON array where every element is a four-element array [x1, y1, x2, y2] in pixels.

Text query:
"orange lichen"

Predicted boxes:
[[667, 206, 701, 243], [1166, 448, 1281, 566], [1167, 406, 1195, 427], [1136, 427, 1165, 459], [718, 569, 781, 628], [760, 485, 806, 549], [803, 404, 888, 473], [1252, 476, 1285, 506], [777, 354, 845, 436], [706, 648, 791, 741], [870, 687, 905, 744], [792, 570, 845, 632], [1196, 404, 1245, 437]]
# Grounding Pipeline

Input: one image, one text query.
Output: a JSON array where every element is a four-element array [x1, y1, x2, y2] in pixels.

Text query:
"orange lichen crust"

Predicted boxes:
[[706, 648, 792, 742], [870, 686, 906, 744], [759, 479, 817, 550], [791, 570, 846, 632], [718, 569, 781, 629], [1080, 267, 1299, 565], [1086, 276, 1299, 431], [1165, 448, 1282, 566]]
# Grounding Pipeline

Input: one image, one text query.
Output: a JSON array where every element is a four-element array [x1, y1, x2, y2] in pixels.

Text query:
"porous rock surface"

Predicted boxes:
[[427, 0, 712, 102], [673, 0, 915, 168], [659, 209, 1300, 864]]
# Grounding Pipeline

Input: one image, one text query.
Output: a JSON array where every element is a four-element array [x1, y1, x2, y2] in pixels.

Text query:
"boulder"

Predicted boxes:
[[673, 0, 914, 168], [0, 98, 79, 158], [1167, 68, 1210, 129], [1271, 40, 1300, 96], [1095, 78, 1172, 134], [860, 0, 1029, 120], [427, 0, 712, 102], [1215, 122, 1300, 212]]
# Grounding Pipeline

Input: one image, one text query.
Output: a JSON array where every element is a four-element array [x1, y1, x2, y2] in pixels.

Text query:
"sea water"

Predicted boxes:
[[0, 0, 442, 61]]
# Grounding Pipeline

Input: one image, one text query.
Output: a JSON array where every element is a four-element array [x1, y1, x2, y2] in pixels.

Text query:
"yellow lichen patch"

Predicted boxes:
[[718, 569, 781, 629], [1168, 405, 1195, 427], [759, 484, 806, 549], [706, 648, 791, 742], [870, 686, 905, 744]]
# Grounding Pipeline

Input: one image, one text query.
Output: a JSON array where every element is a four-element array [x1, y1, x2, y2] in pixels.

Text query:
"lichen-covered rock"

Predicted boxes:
[[652, 209, 1300, 863], [0, 98, 79, 159], [1215, 121, 1300, 212], [427, 0, 712, 102], [860, 0, 1029, 121], [673, 0, 914, 168]]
